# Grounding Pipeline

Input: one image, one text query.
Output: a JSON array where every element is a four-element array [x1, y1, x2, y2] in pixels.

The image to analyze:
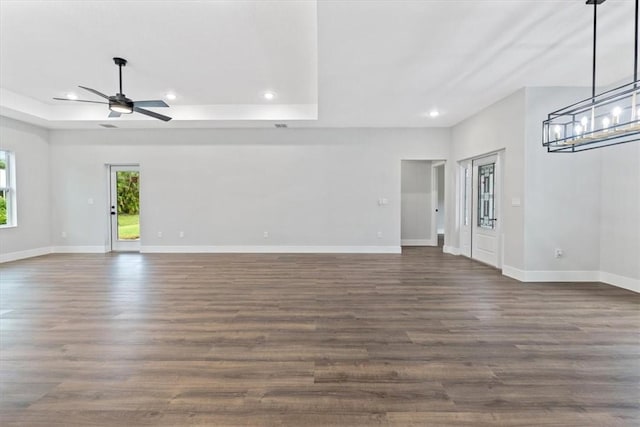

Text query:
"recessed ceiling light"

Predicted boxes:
[[429, 110, 440, 118], [263, 92, 276, 100], [66, 93, 78, 100], [165, 93, 177, 101]]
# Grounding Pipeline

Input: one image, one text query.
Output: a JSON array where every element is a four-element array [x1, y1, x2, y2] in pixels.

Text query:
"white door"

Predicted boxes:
[[110, 165, 140, 252], [471, 154, 501, 267], [459, 161, 472, 257]]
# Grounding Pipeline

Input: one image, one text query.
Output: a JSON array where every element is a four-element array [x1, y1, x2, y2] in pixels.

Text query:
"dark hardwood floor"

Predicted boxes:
[[1, 248, 638, 426]]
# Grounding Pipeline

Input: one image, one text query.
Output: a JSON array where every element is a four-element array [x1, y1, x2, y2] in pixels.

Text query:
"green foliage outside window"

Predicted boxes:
[[0, 195, 6, 225], [117, 171, 140, 215]]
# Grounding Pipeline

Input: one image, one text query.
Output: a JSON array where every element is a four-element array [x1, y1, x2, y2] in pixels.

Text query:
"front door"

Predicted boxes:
[[471, 154, 501, 267], [110, 165, 140, 252]]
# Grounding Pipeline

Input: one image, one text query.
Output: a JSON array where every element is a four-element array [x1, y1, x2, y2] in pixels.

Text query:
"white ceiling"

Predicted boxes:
[[0, 0, 636, 129]]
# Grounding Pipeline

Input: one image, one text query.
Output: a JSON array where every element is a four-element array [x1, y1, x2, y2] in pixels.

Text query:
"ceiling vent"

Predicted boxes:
[[99, 124, 118, 128], [274, 123, 288, 128]]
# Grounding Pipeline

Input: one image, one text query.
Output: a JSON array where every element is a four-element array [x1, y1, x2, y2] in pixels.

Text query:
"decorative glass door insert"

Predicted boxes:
[[477, 163, 495, 229]]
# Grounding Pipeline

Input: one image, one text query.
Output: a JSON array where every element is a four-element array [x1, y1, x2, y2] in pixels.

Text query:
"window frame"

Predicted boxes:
[[0, 150, 16, 228]]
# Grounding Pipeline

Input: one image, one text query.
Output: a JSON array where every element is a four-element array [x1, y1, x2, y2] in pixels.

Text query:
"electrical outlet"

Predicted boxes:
[[263, 231, 269, 238], [157, 231, 163, 238], [61, 231, 67, 238], [179, 231, 184, 238], [555, 248, 563, 258], [377, 231, 383, 238]]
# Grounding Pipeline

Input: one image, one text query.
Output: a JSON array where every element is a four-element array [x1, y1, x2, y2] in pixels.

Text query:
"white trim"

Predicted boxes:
[[599, 271, 640, 294], [401, 239, 436, 247], [443, 245, 460, 255], [526, 270, 600, 282], [52, 246, 108, 253], [431, 163, 439, 249], [0, 246, 52, 263], [501, 265, 599, 282], [502, 266, 639, 293], [140, 245, 402, 254], [501, 265, 527, 281]]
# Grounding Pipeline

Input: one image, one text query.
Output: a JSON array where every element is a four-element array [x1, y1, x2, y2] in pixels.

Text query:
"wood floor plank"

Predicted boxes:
[[1, 248, 638, 426]]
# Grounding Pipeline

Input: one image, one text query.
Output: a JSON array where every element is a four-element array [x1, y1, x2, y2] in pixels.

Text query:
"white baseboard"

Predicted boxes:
[[527, 270, 601, 282], [140, 245, 402, 254], [502, 265, 526, 281], [442, 245, 460, 255], [52, 246, 108, 254], [401, 239, 436, 247], [502, 265, 639, 294], [0, 246, 52, 263], [599, 271, 640, 293], [502, 265, 599, 282]]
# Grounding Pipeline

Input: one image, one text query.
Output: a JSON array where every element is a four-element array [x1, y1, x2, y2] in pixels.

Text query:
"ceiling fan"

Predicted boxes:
[[53, 57, 172, 122]]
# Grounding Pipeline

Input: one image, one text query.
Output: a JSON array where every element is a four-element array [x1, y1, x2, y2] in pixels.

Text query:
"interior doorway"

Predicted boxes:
[[401, 160, 436, 247], [458, 152, 502, 267], [109, 165, 141, 252]]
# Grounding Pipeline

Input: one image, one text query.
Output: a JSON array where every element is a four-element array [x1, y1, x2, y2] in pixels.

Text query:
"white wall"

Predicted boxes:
[[449, 89, 526, 269], [48, 128, 450, 252], [401, 160, 433, 245], [599, 142, 640, 283], [524, 87, 602, 275], [0, 116, 51, 261]]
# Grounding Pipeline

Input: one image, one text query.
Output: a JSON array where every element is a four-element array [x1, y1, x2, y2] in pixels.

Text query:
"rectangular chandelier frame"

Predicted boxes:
[[542, 80, 640, 153]]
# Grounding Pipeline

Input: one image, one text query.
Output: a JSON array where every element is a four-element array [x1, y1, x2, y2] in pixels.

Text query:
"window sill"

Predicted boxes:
[[0, 224, 17, 230]]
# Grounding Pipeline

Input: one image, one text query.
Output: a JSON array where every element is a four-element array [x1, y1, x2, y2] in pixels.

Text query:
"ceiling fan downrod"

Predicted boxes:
[[113, 57, 127, 96]]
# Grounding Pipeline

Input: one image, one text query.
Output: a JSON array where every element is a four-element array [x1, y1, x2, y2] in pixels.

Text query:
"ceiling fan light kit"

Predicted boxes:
[[53, 57, 172, 122], [542, 0, 640, 152]]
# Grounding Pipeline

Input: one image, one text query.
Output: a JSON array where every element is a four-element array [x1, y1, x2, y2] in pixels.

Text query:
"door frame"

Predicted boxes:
[[108, 164, 141, 252], [430, 161, 445, 247], [458, 150, 504, 268], [458, 160, 472, 258], [399, 158, 446, 248]]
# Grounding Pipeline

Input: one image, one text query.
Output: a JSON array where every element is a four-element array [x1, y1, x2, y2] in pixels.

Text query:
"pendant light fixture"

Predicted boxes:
[[542, 0, 640, 152]]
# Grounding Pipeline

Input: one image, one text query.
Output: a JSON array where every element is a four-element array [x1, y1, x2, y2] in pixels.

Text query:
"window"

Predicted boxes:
[[0, 150, 15, 227], [477, 162, 495, 229]]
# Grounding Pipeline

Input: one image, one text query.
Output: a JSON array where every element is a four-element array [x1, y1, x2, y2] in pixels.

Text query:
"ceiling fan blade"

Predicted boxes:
[[133, 100, 169, 108], [108, 111, 121, 118], [78, 85, 110, 100], [53, 97, 108, 104], [134, 107, 172, 122]]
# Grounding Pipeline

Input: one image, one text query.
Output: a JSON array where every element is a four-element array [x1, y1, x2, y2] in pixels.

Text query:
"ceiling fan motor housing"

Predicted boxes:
[[109, 94, 134, 114]]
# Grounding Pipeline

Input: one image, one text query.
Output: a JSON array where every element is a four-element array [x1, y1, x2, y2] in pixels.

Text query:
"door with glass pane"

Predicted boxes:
[[471, 154, 501, 267], [110, 165, 140, 252]]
